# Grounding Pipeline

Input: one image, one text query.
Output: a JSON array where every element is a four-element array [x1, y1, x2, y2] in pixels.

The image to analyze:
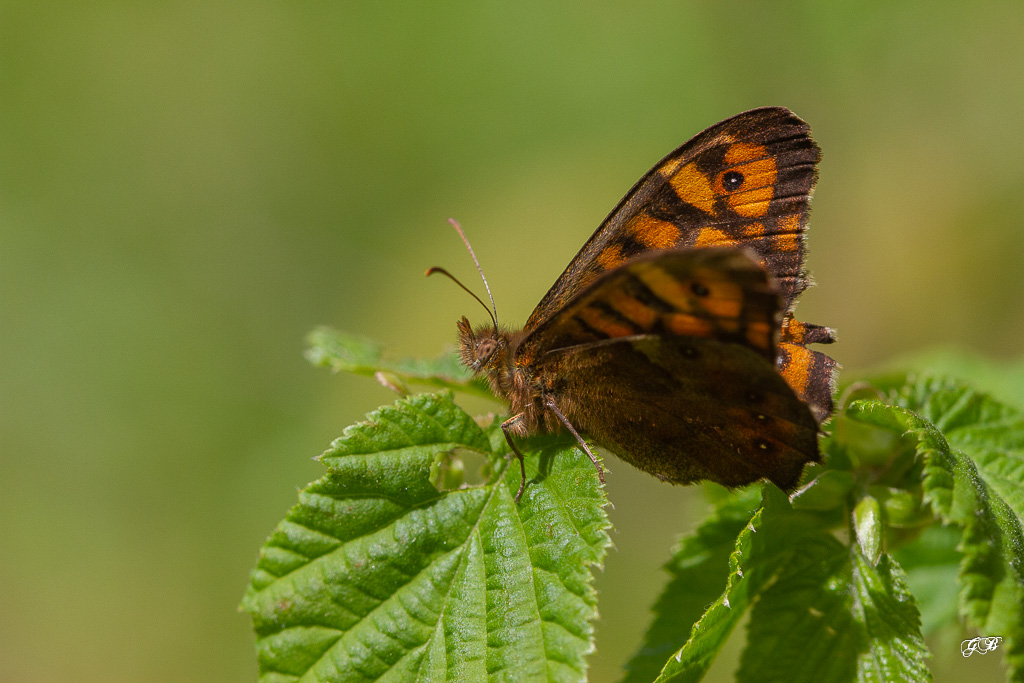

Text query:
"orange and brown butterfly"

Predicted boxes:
[[429, 106, 838, 502]]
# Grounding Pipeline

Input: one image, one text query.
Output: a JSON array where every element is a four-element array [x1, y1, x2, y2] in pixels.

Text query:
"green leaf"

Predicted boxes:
[[848, 375, 1024, 680], [854, 495, 883, 566], [306, 327, 492, 398], [621, 487, 761, 683], [651, 486, 827, 683], [736, 530, 856, 683], [734, 520, 929, 683], [646, 483, 931, 683], [241, 392, 611, 682], [847, 550, 932, 682]]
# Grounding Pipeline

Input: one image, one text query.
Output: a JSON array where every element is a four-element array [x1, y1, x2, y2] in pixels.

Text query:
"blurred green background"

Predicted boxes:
[[2, 2, 1022, 682]]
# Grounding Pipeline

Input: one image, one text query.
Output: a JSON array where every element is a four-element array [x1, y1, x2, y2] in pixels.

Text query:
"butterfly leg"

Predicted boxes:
[[500, 414, 529, 504], [545, 399, 605, 485]]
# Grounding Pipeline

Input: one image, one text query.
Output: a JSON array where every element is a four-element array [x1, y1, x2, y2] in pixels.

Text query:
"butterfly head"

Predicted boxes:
[[456, 316, 506, 373]]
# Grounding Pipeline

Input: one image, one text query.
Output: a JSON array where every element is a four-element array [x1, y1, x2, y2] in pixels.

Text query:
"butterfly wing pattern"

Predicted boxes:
[[454, 107, 838, 500], [526, 249, 820, 490], [525, 106, 836, 420]]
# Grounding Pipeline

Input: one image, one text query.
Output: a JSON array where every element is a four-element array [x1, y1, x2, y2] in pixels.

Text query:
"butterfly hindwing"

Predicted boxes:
[[540, 334, 820, 490], [525, 107, 821, 331], [777, 341, 839, 422]]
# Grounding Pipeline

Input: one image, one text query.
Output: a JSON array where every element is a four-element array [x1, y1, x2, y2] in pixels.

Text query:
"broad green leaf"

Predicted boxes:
[[306, 327, 491, 398], [242, 392, 610, 682], [621, 487, 761, 683], [652, 486, 827, 683], [733, 514, 929, 683], [885, 375, 1024, 521], [650, 484, 931, 683], [736, 530, 856, 683], [848, 376, 1024, 680]]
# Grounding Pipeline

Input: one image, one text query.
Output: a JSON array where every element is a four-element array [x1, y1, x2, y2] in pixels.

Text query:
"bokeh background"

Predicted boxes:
[[3, 3, 1023, 682]]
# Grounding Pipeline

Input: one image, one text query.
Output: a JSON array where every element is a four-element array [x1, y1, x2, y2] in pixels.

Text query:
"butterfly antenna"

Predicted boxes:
[[425, 266, 497, 327], [447, 218, 498, 325], [425, 218, 499, 328]]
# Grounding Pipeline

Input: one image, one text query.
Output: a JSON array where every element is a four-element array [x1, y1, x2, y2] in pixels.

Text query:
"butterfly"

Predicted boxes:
[[432, 107, 838, 502]]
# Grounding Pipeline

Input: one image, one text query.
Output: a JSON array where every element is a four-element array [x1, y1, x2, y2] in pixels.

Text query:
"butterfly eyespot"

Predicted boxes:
[[756, 439, 773, 451], [690, 281, 710, 297], [722, 171, 744, 191], [746, 390, 762, 403]]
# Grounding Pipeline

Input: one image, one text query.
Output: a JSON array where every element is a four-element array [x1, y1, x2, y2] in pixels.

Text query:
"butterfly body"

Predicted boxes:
[[456, 318, 540, 432], [451, 107, 838, 500]]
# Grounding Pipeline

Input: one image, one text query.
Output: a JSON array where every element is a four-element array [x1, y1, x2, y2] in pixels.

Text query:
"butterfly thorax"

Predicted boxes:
[[456, 316, 550, 435]]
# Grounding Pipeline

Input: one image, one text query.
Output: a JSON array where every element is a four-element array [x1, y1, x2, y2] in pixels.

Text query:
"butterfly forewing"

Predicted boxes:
[[525, 107, 821, 331], [520, 106, 837, 420], [517, 248, 781, 366]]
